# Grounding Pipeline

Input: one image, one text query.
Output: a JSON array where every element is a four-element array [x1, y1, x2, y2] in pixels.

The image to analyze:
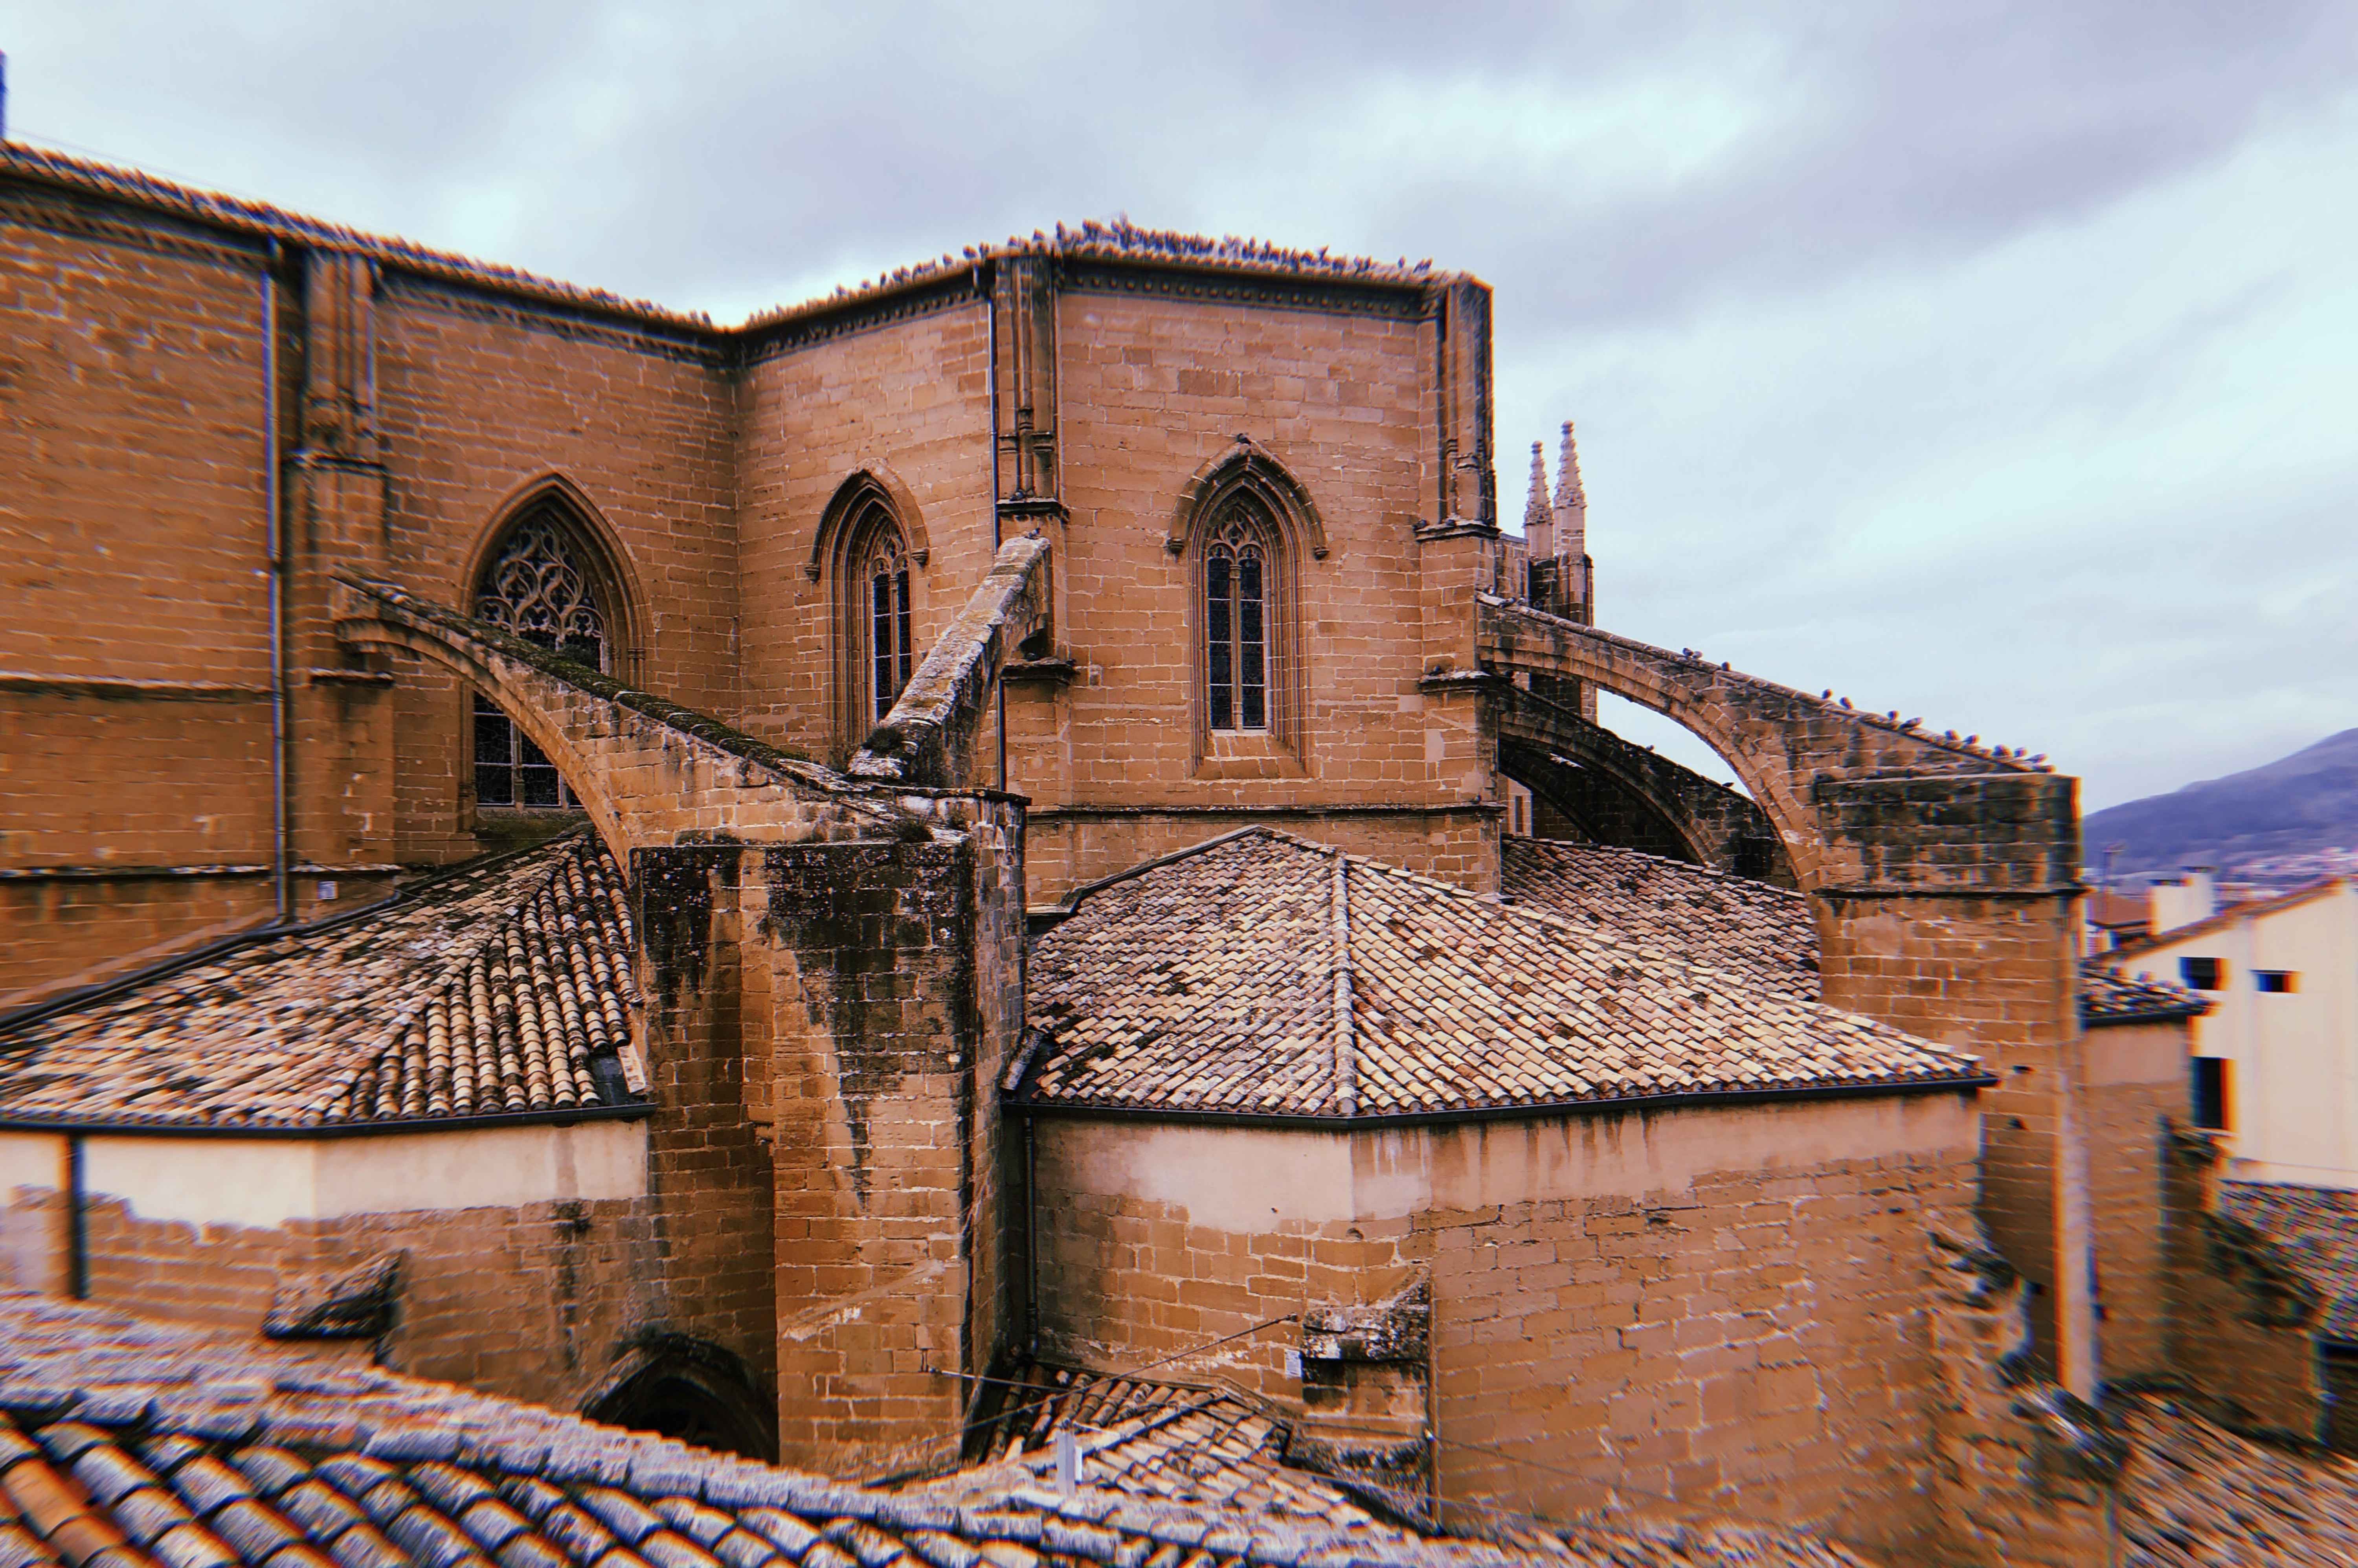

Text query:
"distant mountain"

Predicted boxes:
[[2084, 730, 2358, 878]]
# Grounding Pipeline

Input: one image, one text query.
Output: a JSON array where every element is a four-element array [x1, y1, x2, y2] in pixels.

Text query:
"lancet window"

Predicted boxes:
[[471, 508, 609, 809], [1203, 503, 1275, 732], [856, 521, 915, 725]]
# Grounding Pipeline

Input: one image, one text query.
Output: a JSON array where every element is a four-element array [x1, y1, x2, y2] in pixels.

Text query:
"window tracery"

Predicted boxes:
[[471, 507, 610, 809], [853, 515, 914, 727], [1202, 501, 1276, 733]]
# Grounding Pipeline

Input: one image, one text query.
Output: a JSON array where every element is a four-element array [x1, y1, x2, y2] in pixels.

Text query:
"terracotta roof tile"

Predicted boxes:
[[2221, 1182, 2358, 1344], [0, 833, 642, 1129], [1501, 841, 1818, 1001], [1506, 840, 2207, 1028], [2079, 966, 2209, 1024], [0, 1296, 1887, 1568], [1019, 831, 1982, 1118], [2114, 1390, 2358, 1564]]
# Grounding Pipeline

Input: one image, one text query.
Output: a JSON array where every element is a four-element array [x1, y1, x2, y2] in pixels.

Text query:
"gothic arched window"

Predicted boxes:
[[851, 514, 914, 728], [471, 507, 610, 808], [1202, 500, 1278, 733]]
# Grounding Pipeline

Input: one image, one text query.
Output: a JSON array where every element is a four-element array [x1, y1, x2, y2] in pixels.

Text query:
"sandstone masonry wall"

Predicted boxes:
[[0, 1186, 667, 1417], [735, 303, 995, 766], [373, 277, 740, 865], [1027, 1104, 1980, 1560], [0, 191, 283, 1000]]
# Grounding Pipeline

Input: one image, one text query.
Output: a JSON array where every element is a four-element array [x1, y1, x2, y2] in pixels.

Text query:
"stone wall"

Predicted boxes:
[[2083, 1018, 2187, 1380], [2160, 1129, 2323, 1438], [1024, 804, 1502, 907], [0, 186, 284, 1001], [642, 792, 1028, 1480], [734, 300, 996, 766], [0, 1184, 669, 1418], [1025, 1092, 1982, 1558], [372, 274, 740, 865]]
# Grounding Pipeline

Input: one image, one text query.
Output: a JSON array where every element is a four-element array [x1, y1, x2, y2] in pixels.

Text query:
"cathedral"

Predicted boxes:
[[0, 141, 2341, 1567]]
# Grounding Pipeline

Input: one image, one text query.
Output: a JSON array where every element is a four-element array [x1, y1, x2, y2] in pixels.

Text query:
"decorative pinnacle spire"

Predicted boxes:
[[1554, 420, 1585, 510], [1523, 441, 1551, 534]]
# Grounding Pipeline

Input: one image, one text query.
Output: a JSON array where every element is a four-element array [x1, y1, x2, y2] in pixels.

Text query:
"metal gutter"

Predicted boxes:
[[0, 1099, 652, 1142], [1005, 1071, 1999, 1133]]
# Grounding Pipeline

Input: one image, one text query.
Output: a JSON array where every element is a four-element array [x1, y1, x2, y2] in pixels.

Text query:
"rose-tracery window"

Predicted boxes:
[[471, 508, 608, 808], [1203, 503, 1275, 732], [856, 520, 914, 725]]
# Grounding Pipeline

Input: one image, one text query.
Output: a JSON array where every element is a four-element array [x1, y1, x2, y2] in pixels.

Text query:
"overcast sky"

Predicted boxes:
[[6, 2, 2354, 808]]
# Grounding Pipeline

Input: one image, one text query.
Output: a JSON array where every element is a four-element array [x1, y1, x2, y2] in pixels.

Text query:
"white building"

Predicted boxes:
[[2110, 873, 2358, 1189]]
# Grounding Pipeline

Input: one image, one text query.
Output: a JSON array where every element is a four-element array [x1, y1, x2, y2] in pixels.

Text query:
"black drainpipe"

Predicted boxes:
[[263, 240, 291, 923], [64, 1135, 87, 1300], [1022, 1108, 1039, 1355]]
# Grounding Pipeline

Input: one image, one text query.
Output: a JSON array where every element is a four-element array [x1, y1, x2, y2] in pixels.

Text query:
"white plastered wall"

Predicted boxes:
[[2119, 884, 2358, 1189], [1036, 1090, 1982, 1232], [0, 1119, 648, 1229]]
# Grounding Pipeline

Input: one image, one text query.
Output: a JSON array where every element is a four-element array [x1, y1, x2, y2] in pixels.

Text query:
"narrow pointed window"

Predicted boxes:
[[471, 507, 608, 809], [857, 521, 914, 724], [1203, 505, 1274, 732]]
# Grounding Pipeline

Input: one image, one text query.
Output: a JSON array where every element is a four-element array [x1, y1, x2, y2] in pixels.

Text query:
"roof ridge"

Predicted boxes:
[[1330, 856, 1358, 1118]]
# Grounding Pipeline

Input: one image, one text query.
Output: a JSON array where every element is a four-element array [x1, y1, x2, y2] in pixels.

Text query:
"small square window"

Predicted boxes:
[[2191, 1057, 2230, 1131], [2180, 956, 2224, 991], [2255, 970, 2297, 993]]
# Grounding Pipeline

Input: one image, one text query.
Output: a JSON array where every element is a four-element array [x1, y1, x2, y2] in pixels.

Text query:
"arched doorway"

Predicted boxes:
[[586, 1332, 777, 1461]]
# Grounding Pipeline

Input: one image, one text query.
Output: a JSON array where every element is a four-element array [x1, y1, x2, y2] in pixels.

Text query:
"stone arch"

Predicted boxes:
[[1476, 595, 2042, 894], [1164, 439, 1330, 562], [586, 1331, 777, 1462], [1494, 684, 1794, 885], [1499, 740, 1704, 858], [345, 611, 637, 873], [463, 470, 648, 678], [804, 465, 932, 582]]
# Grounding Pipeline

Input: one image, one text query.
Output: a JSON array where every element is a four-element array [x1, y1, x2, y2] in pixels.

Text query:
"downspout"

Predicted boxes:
[[263, 241, 290, 923], [984, 265, 1007, 792], [64, 1134, 87, 1300], [1023, 1108, 1039, 1355]]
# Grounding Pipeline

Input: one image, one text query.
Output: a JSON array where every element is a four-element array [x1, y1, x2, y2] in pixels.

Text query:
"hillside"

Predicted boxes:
[[2086, 729, 2358, 877]]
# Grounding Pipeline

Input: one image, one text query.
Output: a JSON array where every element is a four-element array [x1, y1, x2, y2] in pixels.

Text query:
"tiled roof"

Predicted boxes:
[[2083, 890, 2149, 931], [2116, 1390, 2358, 1565], [2079, 965, 2209, 1025], [2222, 1182, 2358, 1344], [956, 1364, 1405, 1527], [1504, 839, 2206, 1026], [0, 1294, 1878, 1568], [944, 1362, 1881, 1566], [0, 833, 644, 1129], [1016, 830, 1983, 1119], [1500, 841, 1817, 1001]]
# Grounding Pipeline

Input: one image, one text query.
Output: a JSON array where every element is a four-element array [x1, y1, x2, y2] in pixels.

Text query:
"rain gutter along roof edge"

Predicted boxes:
[[0, 1099, 654, 1141], [1004, 1071, 1998, 1131]]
